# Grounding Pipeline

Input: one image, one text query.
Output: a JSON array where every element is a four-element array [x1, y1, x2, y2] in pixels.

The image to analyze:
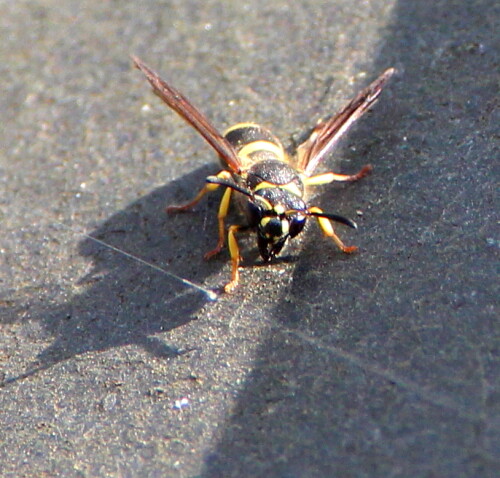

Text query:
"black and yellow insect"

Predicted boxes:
[[133, 56, 394, 292]]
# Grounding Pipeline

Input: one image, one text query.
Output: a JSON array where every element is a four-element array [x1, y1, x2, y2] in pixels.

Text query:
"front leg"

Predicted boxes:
[[204, 186, 232, 260], [304, 165, 372, 186], [224, 224, 249, 293], [166, 170, 232, 213]]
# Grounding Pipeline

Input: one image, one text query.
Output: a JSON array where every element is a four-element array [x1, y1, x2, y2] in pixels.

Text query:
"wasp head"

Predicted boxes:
[[248, 189, 307, 262]]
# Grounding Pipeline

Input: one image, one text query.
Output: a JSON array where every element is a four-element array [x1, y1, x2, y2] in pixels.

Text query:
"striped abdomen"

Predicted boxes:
[[223, 123, 286, 169]]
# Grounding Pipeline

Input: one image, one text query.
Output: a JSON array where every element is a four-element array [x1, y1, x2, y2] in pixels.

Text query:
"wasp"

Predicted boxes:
[[133, 56, 394, 292]]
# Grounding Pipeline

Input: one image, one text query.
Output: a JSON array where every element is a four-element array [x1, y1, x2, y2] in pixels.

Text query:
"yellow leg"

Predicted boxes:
[[166, 170, 232, 213], [309, 206, 358, 253], [204, 186, 232, 260], [304, 164, 372, 186], [224, 225, 245, 293]]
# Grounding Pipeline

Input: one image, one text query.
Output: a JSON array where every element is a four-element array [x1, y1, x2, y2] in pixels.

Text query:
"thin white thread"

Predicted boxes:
[[55, 222, 218, 301]]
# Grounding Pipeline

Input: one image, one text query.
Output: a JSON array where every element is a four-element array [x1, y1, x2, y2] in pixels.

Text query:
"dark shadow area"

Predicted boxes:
[[2, 164, 224, 385], [203, 1, 498, 476]]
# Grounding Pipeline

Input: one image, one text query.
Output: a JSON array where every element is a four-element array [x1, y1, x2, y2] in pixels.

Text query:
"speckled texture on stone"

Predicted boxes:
[[1, 1, 498, 477]]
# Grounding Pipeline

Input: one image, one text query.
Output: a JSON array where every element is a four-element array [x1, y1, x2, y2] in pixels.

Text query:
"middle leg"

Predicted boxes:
[[304, 165, 372, 186]]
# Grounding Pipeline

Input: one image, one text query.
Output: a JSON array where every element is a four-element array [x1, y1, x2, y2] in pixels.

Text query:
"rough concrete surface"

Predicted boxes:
[[1, 1, 498, 477]]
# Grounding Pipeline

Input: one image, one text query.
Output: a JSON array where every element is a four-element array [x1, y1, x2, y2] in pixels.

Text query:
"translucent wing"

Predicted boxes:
[[296, 68, 395, 176], [132, 56, 242, 174]]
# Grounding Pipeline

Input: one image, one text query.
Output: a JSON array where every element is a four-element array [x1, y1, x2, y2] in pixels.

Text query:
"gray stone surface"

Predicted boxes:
[[1, 1, 498, 477]]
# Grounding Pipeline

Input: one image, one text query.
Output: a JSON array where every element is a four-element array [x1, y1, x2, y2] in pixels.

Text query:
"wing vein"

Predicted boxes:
[[297, 68, 395, 175], [132, 56, 242, 173]]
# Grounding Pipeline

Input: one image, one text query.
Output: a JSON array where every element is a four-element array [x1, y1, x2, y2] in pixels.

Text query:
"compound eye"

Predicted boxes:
[[289, 215, 306, 238], [263, 217, 284, 237], [247, 201, 263, 227]]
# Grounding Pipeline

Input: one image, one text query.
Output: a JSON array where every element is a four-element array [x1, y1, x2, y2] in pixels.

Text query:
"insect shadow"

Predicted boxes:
[[5, 164, 224, 385]]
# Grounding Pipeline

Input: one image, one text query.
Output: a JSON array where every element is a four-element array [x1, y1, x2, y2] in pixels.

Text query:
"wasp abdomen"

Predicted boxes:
[[224, 123, 282, 150], [223, 123, 286, 167]]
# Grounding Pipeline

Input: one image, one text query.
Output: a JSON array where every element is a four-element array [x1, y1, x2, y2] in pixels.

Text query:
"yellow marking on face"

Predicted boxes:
[[280, 219, 289, 235], [273, 204, 285, 215], [260, 217, 271, 228], [259, 207, 290, 240]]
